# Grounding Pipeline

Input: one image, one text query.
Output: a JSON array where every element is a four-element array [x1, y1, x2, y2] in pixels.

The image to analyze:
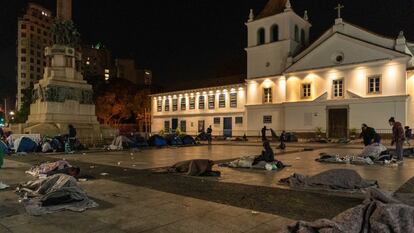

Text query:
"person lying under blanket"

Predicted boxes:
[[26, 160, 80, 177], [279, 169, 378, 192], [316, 143, 394, 165], [168, 159, 221, 177], [220, 141, 286, 170]]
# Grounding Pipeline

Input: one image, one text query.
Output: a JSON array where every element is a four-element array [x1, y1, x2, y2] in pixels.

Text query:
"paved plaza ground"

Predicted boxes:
[[1, 142, 414, 232]]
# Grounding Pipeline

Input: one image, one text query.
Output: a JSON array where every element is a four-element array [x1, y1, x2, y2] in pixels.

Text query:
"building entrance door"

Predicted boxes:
[[223, 117, 232, 137], [172, 118, 178, 131], [328, 108, 348, 138]]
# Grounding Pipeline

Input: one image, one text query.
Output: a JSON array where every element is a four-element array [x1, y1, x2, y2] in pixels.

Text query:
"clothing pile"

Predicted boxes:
[[280, 187, 414, 233], [26, 160, 72, 177], [280, 169, 378, 192], [168, 159, 220, 177], [16, 174, 98, 215]]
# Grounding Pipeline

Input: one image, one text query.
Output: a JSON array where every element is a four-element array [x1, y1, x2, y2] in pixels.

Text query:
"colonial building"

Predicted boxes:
[[151, 0, 414, 138]]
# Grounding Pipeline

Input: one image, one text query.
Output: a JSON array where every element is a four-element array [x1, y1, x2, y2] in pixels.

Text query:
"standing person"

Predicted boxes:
[[278, 131, 286, 150], [261, 126, 268, 142], [405, 126, 412, 146], [389, 117, 405, 161], [359, 124, 378, 146], [206, 125, 212, 144]]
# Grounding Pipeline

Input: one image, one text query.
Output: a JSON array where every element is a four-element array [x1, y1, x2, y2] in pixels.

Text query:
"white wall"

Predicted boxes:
[[285, 60, 407, 102], [246, 11, 310, 78]]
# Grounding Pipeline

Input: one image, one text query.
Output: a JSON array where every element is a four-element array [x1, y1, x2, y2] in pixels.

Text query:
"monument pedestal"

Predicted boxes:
[[25, 45, 101, 140]]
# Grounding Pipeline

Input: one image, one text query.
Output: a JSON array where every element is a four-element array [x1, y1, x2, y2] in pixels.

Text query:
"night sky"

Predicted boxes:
[[1, 0, 414, 97]]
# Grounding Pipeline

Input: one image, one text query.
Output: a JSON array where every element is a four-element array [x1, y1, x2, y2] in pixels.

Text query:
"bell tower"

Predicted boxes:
[[246, 0, 311, 79]]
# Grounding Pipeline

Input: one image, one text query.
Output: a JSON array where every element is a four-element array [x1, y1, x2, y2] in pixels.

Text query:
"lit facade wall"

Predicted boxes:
[[151, 84, 246, 136]]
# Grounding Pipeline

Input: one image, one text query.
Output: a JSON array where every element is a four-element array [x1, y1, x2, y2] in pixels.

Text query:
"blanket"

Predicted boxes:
[[280, 169, 378, 192], [17, 174, 98, 215], [168, 159, 220, 176], [281, 188, 414, 233], [360, 143, 387, 159], [26, 160, 71, 177], [316, 153, 394, 166]]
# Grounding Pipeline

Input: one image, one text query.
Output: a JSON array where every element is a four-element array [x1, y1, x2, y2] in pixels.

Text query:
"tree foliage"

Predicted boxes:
[[93, 79, 151, 127]]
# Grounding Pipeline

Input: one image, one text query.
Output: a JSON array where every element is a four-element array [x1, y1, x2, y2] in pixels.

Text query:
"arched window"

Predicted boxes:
[[257, 28, 265, 45], [301, 29, 306, 45], [271, 24, 279, 42], [294, 25, 299, 42]]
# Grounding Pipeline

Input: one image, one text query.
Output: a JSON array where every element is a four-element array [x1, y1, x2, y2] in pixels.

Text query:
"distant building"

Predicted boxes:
[[17, 3, 53, 110], [81, 43, 114, 80], [115, 58, 152, 86]]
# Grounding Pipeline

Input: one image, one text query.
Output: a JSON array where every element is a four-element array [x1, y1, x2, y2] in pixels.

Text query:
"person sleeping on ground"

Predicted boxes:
[[168, 159, 221, 177], [316, 143, 392, 165], [26, 160, 80, 177], [220, 142, 286, 170]]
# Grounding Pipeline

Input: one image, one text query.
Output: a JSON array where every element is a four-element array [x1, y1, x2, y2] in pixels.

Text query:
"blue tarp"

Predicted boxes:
[[16, 137, 38, 153], [166, 135, 183, 146], [149, 135, 167, 147], [182, 135, 196, 145]]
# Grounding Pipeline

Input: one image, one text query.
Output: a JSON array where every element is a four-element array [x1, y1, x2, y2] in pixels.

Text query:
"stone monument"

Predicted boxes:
[[25, 0, 100, 139]]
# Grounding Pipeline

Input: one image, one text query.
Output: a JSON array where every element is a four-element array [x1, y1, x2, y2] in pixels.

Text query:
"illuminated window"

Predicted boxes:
[[263, 88, 272, 103], [263, 115, 272, 124], [157, 99, 162, 112], [230, 93, 237, 108], [189, 97, 195, 109], [214, 117, 220, 124], [199, 96, 205, 109], [105, 69, 109, 74], [257, 28, 265, 45], [235, 117, 243, 124], [172, 98, 178, 111], [333, 79, 343, 98], [219, 94, 225, 108], [271, 24, 279, 42], [180, 97, 186, 110], [302, 84, 311, 98], [208, 95, 215, 109], [164, 99, 170, 111], [368, 75, 381, 94]]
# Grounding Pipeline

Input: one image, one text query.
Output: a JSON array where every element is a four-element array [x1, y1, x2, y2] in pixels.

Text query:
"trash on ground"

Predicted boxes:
[[0, 182, 9, 190]]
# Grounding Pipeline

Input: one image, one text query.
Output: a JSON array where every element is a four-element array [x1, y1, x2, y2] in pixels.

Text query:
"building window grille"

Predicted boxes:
[[263, 115, 272, 124], [230, 93, 237, 108], [302, 84, 311, 98], [333, 79, 344, 98], [219, 94, 225, 108], [157, 99, 162, 112], [199, 96, 205, 109], [214, 117, 220, 124], [235, 117, 243, 124], [180, 97, 186, 110], [368, 75, 381, 94], [172, 99, 178, 111], [164, 99, 170, 111], [189, 97, 195, 109], [208, 95, 215, 109]]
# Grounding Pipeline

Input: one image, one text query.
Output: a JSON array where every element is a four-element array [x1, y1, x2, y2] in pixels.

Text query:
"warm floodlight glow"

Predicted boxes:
[[263, 79, 272, 88]]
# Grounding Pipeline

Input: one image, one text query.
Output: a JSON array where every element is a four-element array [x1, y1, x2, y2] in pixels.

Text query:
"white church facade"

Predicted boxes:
[[151, 0, 414, 138]]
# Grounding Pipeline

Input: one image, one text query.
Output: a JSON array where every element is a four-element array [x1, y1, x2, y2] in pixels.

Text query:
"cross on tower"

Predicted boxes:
[[334, 3, 344, 19]]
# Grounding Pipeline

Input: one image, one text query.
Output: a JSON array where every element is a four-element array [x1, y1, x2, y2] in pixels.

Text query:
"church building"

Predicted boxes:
[[151, 0, 414, 138]]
